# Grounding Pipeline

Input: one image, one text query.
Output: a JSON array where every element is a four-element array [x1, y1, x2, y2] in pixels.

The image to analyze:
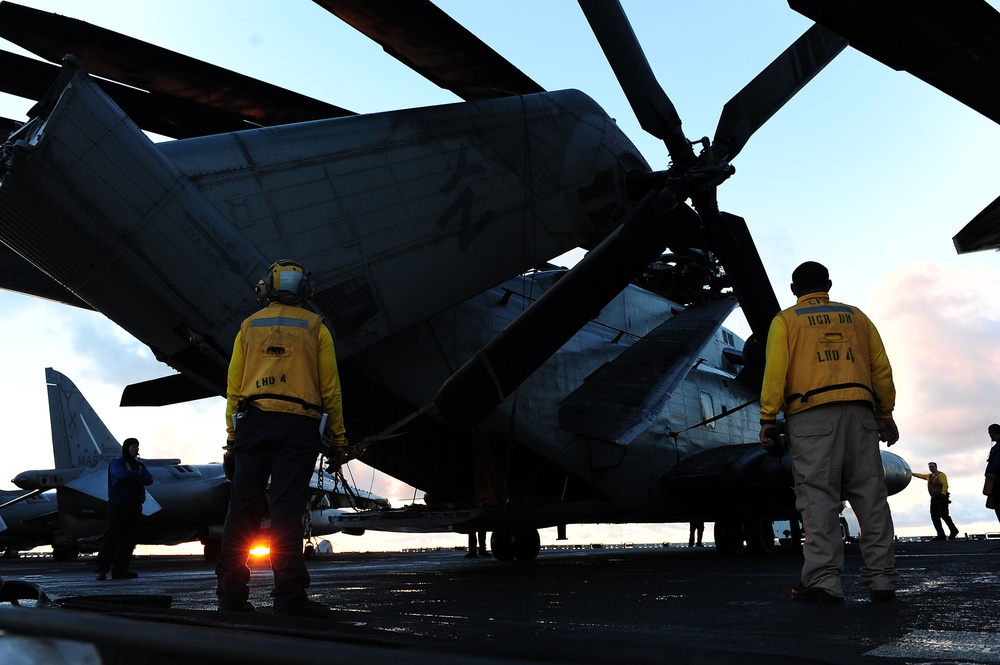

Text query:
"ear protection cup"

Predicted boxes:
[[255, 259, 314, 304]]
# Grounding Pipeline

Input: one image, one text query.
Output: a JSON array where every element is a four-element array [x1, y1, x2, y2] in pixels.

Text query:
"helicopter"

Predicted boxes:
[[0, 1, 929, 558]]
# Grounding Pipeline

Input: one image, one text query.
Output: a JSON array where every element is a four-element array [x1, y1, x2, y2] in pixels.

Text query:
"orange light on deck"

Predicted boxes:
[[249, 543, 270, 557]]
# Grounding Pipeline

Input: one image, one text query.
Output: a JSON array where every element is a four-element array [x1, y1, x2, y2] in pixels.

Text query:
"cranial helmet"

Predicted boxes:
[[255, 259, 315, 305]]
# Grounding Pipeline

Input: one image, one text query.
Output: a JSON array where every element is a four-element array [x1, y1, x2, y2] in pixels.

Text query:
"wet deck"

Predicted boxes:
[[1, 537, 998, 664]]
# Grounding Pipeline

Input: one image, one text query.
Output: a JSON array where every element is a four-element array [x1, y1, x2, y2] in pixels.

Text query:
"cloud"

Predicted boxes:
[[870, 261, 1000, 532], [872, 260, 1000, 447]]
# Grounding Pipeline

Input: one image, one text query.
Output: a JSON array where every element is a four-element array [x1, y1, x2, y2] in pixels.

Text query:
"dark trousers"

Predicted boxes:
[[689, 521, 704, 547], [468, 530, 487, 553], [96, 503, 142, 574], [215, 409, 320, 608], [930, 495, 958, 537]]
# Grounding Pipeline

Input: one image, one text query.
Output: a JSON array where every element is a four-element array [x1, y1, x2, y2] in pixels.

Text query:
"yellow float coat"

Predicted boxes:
[[226, 302, 346, 445], [759, 292, 895, 422]]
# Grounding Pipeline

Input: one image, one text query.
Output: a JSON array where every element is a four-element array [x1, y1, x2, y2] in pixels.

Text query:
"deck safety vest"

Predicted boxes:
[[237, 304, 326, 418]]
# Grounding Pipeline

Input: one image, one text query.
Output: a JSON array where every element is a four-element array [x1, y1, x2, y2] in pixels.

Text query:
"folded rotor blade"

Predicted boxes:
[[0, 49, 301, 139], [315, 0, 543, 100], [559, 297, 739, 445], [698, 210, 779, 341], [577, 0, 695, 165], [789, 0, 1000, 125], [435, 192, 700, 429], [0, 2, 354, 132], [0, 50, 58, 104], [695, 209, 779, 391], [713, 24, 847, 164], [954, 193, 1000, 254]]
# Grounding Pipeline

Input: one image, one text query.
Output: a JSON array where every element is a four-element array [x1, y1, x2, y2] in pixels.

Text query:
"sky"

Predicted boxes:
[[2, 0, 1000, 553]]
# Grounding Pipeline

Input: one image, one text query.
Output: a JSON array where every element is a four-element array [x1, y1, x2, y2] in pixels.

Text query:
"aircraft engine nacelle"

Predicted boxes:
[[881, 450, 911, 496]]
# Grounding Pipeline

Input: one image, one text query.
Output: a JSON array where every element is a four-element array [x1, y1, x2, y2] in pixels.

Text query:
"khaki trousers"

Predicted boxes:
[[788, 402, 900, 596]]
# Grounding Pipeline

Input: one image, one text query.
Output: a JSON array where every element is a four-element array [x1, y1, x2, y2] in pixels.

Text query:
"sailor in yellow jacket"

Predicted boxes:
[[215, 260, 347, 619], [759, 261, 900, 604], [912, 462, 960, 540]]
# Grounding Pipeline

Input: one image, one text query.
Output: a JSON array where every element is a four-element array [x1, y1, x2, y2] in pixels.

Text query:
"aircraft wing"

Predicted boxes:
[[63, 472, 162, 517], [788, 0, 1000, 254], [331, 506, 486, 534], [559, 297, 739, 445], [314, 0, 544, 100]]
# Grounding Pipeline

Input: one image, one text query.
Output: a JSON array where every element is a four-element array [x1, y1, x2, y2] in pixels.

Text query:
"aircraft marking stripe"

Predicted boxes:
[[866, 629, 1000, 662], [793, 305, 854, 316], [249, 317, 309, 328]]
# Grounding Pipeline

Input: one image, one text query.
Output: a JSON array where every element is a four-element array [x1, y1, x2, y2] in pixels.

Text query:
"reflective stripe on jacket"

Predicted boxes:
[[226, 302, 346, 445]]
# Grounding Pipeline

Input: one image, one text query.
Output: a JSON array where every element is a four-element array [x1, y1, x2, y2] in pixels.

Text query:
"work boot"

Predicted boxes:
[[949, 530, 960, 540], [95, 571, 107, 581], [273, 599, 333, 619], [218, 601, 256, 612], [111, 570, 138, 580], [791, 583, 843, 604], [932, 535, 946, 541]]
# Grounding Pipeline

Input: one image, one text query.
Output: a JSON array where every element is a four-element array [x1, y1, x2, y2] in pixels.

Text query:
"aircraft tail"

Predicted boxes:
[[46, 368, 121, 470]]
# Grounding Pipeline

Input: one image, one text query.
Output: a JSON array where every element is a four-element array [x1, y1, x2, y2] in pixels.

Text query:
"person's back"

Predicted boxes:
[[759, 261, 900, 604], [216, 259, 347, 619]]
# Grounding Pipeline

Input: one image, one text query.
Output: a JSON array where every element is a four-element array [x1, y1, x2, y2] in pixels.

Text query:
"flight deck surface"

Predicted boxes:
[[0, 538, 998, 664]]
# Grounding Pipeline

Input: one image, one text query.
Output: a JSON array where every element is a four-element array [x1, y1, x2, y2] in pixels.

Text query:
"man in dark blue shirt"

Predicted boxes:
[[95, 437, 153, 580]]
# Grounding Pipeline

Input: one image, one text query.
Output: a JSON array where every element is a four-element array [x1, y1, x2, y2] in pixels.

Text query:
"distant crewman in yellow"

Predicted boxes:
[[759, 261, 900, 603], [912, 462, 960, 541], [215, 260, 347, 618]]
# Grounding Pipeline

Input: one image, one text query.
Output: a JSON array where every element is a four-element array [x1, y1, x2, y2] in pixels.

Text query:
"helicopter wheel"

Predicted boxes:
[[51, 544, 79, 562], [490, 529, 540, 561], [513, 528, 541, 561], [743, 515, 776, 555], [713, 519, 744, 556], [490, 530, 516, 561]]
